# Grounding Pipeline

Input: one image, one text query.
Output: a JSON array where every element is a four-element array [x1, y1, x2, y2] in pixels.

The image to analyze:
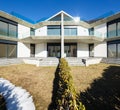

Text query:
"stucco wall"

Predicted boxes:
[[18, 24, 30, 39], [94, 42, 107, 57], [77, 26, 89, 36], [77, 43, 89, 57], [35, 26, 47, 36], [35, 43, 47, 57], [17, 42, 30, 57]]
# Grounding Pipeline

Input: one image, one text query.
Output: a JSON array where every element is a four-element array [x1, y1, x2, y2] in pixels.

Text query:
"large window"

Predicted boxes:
[[47, 26, 61, 36], [118, 22, 120, 36], [0, 21, 8, 36], [0, 44, 7, 58], [108, 44, 116, 58], [108, 23, 117, 38], [9, 24, 17, 38], [0, 17, 18, 38], [107, 40, 120, 58], [8, 44, 17, 58], [64, 26, 77, 36], [107, 18, 120, 38], [0, 41, 17, 58]]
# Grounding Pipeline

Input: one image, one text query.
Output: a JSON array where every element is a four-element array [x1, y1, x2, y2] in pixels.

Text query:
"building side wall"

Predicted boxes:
[[18, 24, 30, 39], [77, 26, 89, 36], [35, 43, 47, 57], [94, 23, 107, 38], [77, 43, 89, 57], [35, 26, 47, 36], [17, 42, 30, 57], [94, 42, 107, 57]]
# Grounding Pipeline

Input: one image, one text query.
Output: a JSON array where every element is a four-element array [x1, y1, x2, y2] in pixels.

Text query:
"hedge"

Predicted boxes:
[[55, 58, 85, 110]]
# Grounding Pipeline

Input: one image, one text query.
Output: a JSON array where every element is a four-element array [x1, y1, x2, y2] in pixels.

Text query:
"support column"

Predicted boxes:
[[61, 12, 64, 58]]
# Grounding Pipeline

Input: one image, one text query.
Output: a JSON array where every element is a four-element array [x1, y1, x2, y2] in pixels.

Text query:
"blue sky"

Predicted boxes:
[[0, 0, 120, 22]]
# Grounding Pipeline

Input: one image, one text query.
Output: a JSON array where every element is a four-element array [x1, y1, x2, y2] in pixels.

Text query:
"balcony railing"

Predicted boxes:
[[107, 30, 120, 38]]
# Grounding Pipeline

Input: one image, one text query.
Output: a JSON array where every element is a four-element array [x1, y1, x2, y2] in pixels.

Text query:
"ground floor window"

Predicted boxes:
[[0, 40, 17, 58], [47, 43, 77, 57], [107, 40, 120, 58]]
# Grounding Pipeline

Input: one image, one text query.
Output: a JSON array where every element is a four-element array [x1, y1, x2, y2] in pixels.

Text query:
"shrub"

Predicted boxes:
[[56, 58, 85, 110], [0, 94, 6, 110]]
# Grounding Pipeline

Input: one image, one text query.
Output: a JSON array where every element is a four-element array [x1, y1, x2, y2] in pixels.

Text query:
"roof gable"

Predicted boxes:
[[46, 10, 74, 21]]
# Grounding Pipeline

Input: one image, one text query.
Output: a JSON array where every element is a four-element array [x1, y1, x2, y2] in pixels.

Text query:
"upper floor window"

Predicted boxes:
[[107, 18, 120, 38], [30, 28, 35, 36], [89, 28, 94, 36], [47, 26, 61, 36], [0, 17, 17, 38], [64, 26, 77, 36]]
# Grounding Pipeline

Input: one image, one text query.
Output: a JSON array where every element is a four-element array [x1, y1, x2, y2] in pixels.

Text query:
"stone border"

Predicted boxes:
[[0, 78, 35, 110]]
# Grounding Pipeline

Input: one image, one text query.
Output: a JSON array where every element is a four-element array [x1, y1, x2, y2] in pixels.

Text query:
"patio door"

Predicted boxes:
[[89, 44, 94, 57], [47, 44, 61, 58]]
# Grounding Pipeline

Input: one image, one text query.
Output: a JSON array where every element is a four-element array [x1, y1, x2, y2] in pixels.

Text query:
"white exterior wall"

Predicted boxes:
[[18, 24, 30, 39], [17, 42, 30, 57], [35, 43, 47, 57], [77, 43, 89, 57], [94, 23, 107, 38], [94, 42, 107, 57], [77, 26, 89, 36], [35, 26, 47, 36]]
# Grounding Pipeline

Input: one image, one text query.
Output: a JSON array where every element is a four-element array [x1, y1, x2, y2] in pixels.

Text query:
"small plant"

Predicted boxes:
[[55, 58, 85, 110]]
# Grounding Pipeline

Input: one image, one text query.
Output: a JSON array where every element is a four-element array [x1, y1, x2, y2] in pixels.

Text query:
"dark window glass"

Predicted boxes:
[[8, 44, 17, 58], [0, 44, 7, 58], [0, 21, 8, 36], [30, 28, 35, 36], [108, 23, 117, 38], [118, 43, 120, 58], [47, 26, 61, 36], [118, 22, 120, 36], [9, 24, 17, 38], [89, 28, 94, 35], [108, 44, 116, 58]]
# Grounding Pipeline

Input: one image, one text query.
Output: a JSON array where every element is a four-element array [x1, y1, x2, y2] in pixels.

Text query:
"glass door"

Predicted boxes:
[[89, 44, 94, 57], [30, 44, 35, 57]]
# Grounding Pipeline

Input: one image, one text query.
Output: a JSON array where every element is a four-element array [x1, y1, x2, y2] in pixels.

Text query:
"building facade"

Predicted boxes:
[[0, 10, 120, 58]]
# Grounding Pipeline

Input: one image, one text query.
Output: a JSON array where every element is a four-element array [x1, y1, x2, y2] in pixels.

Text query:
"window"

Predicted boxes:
[[30, 28, 35, 36], [118, 44, 120, 58], [89, 28, 94, 35], [64, 26, 77, 36], [9, 24, 17, 38], [118, 22, 120, 36], [47, 26, 61, 36], [8, 44, 17, 58], [108, 23, 116, 38], [0, 17, 18, 38], [0, 21, 8, 36], [0, 44, 7, 58], [108, 44, 117, 58]]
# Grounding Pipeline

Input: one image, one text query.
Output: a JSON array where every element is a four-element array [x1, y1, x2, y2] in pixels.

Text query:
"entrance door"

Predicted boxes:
[[89, 44, 94, 57], [30, 44, 35, 57], [47, 44, 61, 57]]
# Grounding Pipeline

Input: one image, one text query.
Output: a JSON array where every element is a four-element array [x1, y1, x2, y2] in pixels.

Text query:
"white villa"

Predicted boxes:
[[0, 10, 120, 59]]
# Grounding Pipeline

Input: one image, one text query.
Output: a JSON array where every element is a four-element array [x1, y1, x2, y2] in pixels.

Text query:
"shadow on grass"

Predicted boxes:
[[48, 64, 60, 110], [79, 66, 120, 110]]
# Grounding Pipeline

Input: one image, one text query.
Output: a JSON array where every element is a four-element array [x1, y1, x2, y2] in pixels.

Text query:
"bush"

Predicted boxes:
[[0, 94, 6, 110], [56, 58, 85, 110]]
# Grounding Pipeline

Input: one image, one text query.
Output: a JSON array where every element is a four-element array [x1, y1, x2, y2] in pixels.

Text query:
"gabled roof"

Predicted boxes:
[[45, 10, 75, 21]]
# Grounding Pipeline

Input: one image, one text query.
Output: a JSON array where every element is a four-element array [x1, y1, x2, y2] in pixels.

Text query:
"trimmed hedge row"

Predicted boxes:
[[56, 58, 85, 110], [0, 94, 6, 110]]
